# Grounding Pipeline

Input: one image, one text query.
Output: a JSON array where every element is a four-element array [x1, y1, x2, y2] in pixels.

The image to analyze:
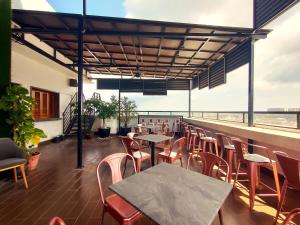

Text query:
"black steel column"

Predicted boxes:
[[118, 90, 121, 133], [0, 0, 11, 138], [77, 17, 84, 168], [188, 80, 192, 118], [248, 37, 255, 127], [83, 0, 86, 15]]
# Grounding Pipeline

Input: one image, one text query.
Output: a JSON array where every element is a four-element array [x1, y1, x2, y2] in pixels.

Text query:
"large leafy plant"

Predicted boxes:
[[84, 95, 118, 128], [120, 96, 137, 128], [0, 85, 46, 156]]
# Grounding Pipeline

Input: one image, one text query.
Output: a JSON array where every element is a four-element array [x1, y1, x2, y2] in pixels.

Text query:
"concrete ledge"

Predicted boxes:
[[184, 117, 300, 153]]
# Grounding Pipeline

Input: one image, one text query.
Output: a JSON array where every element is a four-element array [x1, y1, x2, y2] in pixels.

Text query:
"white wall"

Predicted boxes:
[[11, 41, 91, 141]]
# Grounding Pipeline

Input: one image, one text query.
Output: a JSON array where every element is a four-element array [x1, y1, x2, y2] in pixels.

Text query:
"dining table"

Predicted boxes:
[[135, 134, 173, 166], [110, 163, 233, 225]]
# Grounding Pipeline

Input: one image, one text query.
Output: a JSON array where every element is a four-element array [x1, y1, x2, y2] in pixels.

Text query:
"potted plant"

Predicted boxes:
[[0, 85, 46, 170], [119, 96, 137, 136], [85, 96, 118, 138]]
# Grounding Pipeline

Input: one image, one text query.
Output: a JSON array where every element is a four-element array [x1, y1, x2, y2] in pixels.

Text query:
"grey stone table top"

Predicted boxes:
[[110, 163, 233, 225], [135, 134, 172, 143]]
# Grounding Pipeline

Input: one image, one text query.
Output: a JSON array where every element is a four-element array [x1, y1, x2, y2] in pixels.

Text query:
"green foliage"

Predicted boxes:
[[120, 96, 137, 128], [84, 95, 118, 128], [0, 85, 46, 156]]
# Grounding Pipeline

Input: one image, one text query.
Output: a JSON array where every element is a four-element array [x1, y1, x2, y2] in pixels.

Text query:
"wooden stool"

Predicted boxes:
[[232, 139, 281, 210]]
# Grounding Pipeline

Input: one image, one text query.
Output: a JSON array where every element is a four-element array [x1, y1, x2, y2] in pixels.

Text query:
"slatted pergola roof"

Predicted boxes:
[[12, 9, 270, 80]]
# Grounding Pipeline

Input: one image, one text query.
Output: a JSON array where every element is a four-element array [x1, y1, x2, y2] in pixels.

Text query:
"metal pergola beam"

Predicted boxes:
[[12, 27, 267, 39], [71, 63, 208, 69]]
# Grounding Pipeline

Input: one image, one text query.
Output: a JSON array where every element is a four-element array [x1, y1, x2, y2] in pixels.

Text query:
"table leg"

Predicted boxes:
[[150, 142, 155, 166]]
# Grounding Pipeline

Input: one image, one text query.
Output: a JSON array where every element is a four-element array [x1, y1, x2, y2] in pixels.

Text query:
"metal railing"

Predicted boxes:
[[129, 110, 300, 130]]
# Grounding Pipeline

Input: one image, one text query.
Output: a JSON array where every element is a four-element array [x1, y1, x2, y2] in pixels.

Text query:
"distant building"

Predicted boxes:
[[267, 108, 300, 112]]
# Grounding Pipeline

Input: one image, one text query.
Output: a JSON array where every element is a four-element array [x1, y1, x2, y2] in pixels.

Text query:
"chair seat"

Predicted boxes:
[[105, 194, 141, 219], [0, 158, 26, 170], [133, 151, 150, 159], [155, 142, 170, 150], [244, 154, 274, 163], [158, 151, 177, 158], [200, 137, 216, 142], [224, 144, 235, 150]]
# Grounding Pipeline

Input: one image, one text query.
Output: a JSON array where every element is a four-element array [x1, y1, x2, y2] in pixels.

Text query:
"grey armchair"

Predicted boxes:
[[0, 138, 28, 189]]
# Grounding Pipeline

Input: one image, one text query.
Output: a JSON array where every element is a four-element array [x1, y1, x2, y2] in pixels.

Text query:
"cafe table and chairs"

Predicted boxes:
[[110, 163, 233, 225], [134, 134, 173, 166]]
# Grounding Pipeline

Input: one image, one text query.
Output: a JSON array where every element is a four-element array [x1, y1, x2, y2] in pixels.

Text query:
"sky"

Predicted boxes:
[[13, 0, 300, 111]]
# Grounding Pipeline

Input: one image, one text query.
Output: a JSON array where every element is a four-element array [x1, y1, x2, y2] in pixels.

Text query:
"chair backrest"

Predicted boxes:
[[170, 137, 186, 157], [195, 128, 206, 137], [282, 208, 300, 225], [127, 132, 136, 140], [188, 152, 229, 182], [96, 153, 136, 204], [49, 217, 66, 225], [231, 138, 247, 161], [0, 138, 24, 160], [274, 151, 300, 189], [121, 137, 135, 156]]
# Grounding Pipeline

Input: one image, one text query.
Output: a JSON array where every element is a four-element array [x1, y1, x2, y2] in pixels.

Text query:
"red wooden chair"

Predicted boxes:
[[215, 133, 237, 183], [155, 127, 175, 151], [188, 127, 206, 156], [121, 137, 151, 173], [273, 152, 300, 225], [187, 152, 229, 225], [49, 217, 66, 225], [156, 137, 186, 167], [281, 208, 300, 225], [97, 153, 143, 225], [231, 138, 281, 210], [200, 130, 219, 156], [187, 152, 229, 182]]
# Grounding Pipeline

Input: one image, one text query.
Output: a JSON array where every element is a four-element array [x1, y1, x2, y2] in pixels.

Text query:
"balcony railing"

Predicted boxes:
[[130, 111, 300, 130]]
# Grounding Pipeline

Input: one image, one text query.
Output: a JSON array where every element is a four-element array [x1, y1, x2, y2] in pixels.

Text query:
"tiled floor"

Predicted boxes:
[[0, 136, 299, 225]]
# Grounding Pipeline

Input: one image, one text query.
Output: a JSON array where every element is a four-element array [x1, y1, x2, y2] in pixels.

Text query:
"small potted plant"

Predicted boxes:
[[0, 85, 46, 170], [119, 96, 137, 136], [90, 96, 118, 138]]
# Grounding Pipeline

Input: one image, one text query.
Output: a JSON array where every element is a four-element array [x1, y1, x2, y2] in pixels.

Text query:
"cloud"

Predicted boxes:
[[123, 0, 300, 110], [124, 0, 252, 27]]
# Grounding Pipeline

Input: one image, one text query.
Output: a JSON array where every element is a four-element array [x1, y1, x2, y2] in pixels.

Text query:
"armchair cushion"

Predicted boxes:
[[0, 158, 26, 170], [0, 138, 25, 160]]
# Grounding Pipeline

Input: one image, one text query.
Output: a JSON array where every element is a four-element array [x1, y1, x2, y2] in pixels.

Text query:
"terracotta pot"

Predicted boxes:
[[28, 152, 41, 171]]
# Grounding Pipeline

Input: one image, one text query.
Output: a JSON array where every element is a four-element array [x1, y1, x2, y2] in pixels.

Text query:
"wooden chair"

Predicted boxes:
[[0, 138, 28, 189], [49, 217, 66, 225], [200, 130, 219, 156], [155, 127, 174, 151], [121, 137, 151, 173], [231, 138, 281, 210], [187, 152, 229, 225], [281, 208, 300, 225], [156, 137, 186, 167], [215, 133, 237, 183], [97, 153, 143, 225], [189, 127, 206, 156], [273, 152, 300, 225]]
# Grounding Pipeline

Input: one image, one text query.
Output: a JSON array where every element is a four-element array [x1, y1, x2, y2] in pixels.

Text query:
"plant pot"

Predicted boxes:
[[84, 133, 92, 139], [98, 127, 111, 138], [120, 127, 132, 136], [27, 152, 41, 171]]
